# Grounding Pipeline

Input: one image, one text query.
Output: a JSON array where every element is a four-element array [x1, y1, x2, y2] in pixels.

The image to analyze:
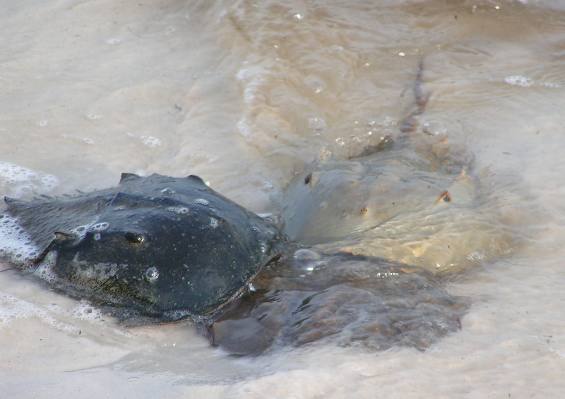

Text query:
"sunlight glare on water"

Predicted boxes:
[[2, 0, 565, 398]]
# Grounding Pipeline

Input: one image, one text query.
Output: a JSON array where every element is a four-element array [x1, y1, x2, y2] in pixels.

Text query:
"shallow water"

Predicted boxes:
[[2, 0, 565, 397]]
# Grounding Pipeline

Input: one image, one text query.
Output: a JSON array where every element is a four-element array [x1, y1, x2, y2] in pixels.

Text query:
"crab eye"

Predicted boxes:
[[124, 232, 144, 244]]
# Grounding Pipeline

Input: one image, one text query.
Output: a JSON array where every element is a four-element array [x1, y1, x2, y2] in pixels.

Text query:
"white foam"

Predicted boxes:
[[541, 81, 562, 89], [0, 161, 59, 197], [125, 133, 163, 148], [504, 75, 534, 87], [0, 215, 40, 265], [237, 117, 253, 137], [105, 37, 122, 45], [140, 135, 162, 148], [33, 250, 58, 283], [236, 64, 269, 105]]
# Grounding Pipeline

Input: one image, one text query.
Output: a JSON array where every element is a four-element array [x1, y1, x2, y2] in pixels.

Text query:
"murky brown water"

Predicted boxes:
[[2, 0, 565, 397]]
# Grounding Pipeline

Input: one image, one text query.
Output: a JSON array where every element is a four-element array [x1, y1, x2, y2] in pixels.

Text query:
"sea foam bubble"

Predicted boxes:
[[0, 161, 58, 197], [0, 215, 39, 265]]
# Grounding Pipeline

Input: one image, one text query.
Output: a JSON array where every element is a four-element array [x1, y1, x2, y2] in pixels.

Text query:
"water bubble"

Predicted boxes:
[[422, 120, 448, 136], [504, 75, 533, 87], [248, 283, 256, 292], [542, 82, 561, 89], [194, 198, 209, 206], [70, 224, 90, 238], [86, 113, 102, 120], [90, 222, 109, 232], [293, 249, 322, 273], [167, 206, 189, 215], [106, 37, 122, 45], [293, 249, 321, 262], [375, 272, 400, 279], [160, 187, 176, 195], [145, 266, 159, 283], [466, 251, 485, 262], [335, 137, 346, 146], [93, 233, 101, 241], [140, 136, 162, 148]]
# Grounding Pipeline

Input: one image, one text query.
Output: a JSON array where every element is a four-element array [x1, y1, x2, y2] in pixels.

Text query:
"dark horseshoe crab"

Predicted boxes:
[[1, 173, 284, 322]]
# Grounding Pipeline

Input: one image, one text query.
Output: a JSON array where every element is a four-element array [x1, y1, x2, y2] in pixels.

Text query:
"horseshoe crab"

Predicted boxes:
[[2, 173, 284, 321]]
